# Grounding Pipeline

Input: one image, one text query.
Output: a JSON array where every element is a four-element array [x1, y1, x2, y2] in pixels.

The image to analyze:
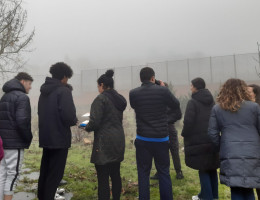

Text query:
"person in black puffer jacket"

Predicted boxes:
[[37, 62, 77, 200], [209, 79, 260, 200], [0, 72, 33, 200], [130, 67, 180, 200], [85, 69, 127, 200], [182, 78, 219, 200], [151, 82, 184, 180]]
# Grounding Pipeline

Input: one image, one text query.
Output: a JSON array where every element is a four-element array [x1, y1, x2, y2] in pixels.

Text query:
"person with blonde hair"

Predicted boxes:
[[208, 79, 260, 200]]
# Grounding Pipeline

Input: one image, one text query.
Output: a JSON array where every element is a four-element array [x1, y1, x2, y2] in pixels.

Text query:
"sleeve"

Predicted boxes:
[[129, 91, 135, 109], [0, 137, 4, 161], [85, 96, 105, 132], [15, 95, 33, 143], [256, 104, 260, 135], [59, 88, 77, 126], [168, 106, 182, 124], [208, 106, 221, 150], [181, 100, 196, 137], [165, 88, 180, 111]]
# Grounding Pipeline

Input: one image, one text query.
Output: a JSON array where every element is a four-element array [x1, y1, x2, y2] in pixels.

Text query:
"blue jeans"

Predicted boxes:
[[135, 139, 173, 200], [198, 170, 218, 200], [231, 187, 255, 200]]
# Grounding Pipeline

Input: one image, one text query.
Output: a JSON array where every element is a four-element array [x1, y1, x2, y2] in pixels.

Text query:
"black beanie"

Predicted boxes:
[[191, 78, 206, 90]]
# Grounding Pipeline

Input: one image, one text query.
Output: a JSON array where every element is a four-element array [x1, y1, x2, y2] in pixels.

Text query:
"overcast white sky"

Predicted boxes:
[[23, 0, 260, 73]]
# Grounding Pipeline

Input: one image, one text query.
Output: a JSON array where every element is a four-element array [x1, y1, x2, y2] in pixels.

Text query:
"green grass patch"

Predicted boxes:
[[21, 139, 235, 200]]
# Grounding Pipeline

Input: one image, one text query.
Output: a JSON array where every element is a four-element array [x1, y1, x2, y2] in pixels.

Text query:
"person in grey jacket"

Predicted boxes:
[[208, 79, 260, 200]]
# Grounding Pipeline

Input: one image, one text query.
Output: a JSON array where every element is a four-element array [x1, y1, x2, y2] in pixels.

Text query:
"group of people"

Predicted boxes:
[[0, 63, 260, 200]]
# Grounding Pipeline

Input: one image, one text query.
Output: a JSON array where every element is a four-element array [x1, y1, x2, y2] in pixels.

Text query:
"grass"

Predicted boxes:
[[21, 137, 233, 200]]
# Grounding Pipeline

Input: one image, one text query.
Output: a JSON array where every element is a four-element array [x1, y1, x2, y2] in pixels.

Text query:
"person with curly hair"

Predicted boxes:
[[37, 62, 77, 200], [208, 79, 260, 200]]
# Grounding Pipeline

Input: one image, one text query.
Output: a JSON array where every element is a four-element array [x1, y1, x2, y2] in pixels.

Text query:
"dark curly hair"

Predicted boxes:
[[248, 84, 260, 105], [49, 62, 73, 80], [15, 72, 33, 81], [97, 69, 114, 89], [217, 79, 252, 112]]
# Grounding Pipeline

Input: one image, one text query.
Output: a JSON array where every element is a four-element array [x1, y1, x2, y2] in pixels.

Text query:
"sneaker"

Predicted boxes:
[[54, 193, 65, 200], [56, 188, 65, 195], [192, 195, 200, 200], [150, 172, 159, 180], [176, 171, 184, 180], [59, 179, 67, 186]]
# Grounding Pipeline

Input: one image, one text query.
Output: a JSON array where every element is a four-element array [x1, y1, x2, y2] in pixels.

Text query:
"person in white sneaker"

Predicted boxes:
[[0, 73, 33, 200]]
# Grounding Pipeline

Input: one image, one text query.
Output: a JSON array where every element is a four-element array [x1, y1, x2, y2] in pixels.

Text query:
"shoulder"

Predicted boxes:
[[17, 92, 29, 101]]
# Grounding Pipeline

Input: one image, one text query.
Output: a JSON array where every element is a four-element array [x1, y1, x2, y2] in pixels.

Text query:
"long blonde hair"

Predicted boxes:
[[217, 79, 252, 112]]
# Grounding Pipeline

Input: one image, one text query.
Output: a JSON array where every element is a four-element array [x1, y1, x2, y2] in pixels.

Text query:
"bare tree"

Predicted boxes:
[[0, 0, 34, 75]]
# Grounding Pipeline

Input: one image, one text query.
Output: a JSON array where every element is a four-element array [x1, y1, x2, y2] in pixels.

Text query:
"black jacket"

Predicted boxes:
[[182, 89, 219, 170], [129, 82, 180, 138], [208, 101, 260, 188], [167, 106, 182, 124], [38, 77, 77, 149], [86, 89, 127, 165], [0, 79, 32, 149]]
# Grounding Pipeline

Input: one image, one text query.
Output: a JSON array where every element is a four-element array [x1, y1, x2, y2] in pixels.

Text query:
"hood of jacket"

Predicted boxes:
[[102, 89, 127, 112], [40, 77, 64, 96], [192, 89, 214, 105], [2, 79, 26, 93]]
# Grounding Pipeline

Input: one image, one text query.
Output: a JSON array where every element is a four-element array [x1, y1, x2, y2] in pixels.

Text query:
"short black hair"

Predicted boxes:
[[15, 72, 33, 81], [140, 67, 155, 82], [97, 69, 114, 89], [191, 77, 206, 90], [49, 62, 73, 80]]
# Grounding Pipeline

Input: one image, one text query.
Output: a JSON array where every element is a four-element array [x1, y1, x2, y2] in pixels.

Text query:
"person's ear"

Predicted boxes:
[[150, 76, 155, 83]]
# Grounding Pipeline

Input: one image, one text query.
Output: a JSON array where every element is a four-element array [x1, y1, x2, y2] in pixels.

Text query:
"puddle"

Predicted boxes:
[[13, 192, 73, 200], [13, 192, 36, 200], [20, 172, 40, 181]]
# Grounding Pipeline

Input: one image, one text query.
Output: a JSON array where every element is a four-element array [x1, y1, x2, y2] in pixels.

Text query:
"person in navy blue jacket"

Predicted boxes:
[[129, 67, 180, 200]]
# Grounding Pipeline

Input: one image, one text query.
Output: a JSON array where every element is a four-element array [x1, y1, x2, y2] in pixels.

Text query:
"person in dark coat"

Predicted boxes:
[[0, 137, 3, 162], [182, 78, 219, 200], [37, 62, 77, 200], [151, 82, 184, 180], [129, 67, 180, 200], [248, 84, 260, 200], [85, 69, 126, 200], [0, 72, 33, 200], [208, 79, 260, 200]]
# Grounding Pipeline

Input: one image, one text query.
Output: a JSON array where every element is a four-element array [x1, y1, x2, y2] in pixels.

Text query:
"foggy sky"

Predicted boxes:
[[23, 0, 260, 74]]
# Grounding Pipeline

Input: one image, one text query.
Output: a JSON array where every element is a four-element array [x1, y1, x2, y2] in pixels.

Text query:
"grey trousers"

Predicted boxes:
[[0, 149, 24, 199]]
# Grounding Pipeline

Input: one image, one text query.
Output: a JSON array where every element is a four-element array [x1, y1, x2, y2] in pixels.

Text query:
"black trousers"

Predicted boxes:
[[168, 124, 182, 172], [38, 148, 68, 200], [95, 162, 122, 200]]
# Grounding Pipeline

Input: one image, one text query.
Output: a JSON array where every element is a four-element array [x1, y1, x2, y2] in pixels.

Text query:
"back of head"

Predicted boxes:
[[49, 62, 73, 80], [140, 67, 155, 83], [15, 72, 33, 82], [191, 77, 206, 90], [217, 78, 252, 112], [97, 69, 114, 89]]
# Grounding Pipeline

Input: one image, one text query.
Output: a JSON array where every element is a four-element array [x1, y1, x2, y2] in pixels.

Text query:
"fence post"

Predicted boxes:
[[187, 59, 190, 84], [233, 54, 237, 78], [166, 61, 169, 83], [80, 70, 83, 92], [210, 57, 213, 83], [131, 66, 134, 89]]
